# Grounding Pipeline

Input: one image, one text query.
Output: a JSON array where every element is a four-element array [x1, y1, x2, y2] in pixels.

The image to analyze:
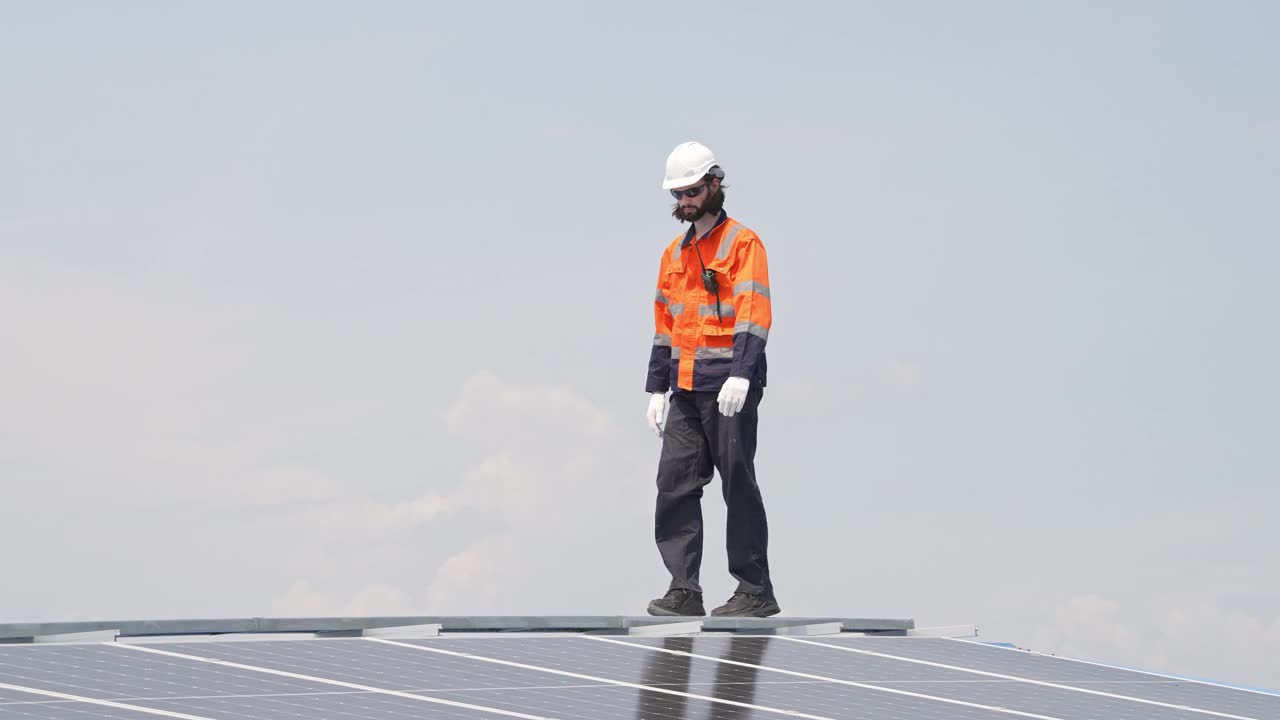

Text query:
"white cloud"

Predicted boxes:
[[0, 249, 655, 622], [258, 370, 653, 616], [426, 534, 521, 614], [272, 580, 418, 617], [422, 371, 652, 613]]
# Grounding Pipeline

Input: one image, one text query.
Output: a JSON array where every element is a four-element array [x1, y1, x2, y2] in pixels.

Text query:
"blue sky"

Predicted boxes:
[[2, 1, 1277, 688]]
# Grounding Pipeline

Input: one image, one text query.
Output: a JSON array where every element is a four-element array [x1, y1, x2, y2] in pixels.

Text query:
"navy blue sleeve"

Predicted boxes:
[[646, 345, 672, 393]]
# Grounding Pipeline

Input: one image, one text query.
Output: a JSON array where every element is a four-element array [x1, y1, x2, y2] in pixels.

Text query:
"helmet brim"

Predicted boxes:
[[661, 168, 717, 190], [662, 175, 703, 191]]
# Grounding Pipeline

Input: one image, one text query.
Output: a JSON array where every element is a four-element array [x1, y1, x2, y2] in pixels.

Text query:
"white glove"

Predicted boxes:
[[646, 392, 668, 436], [718, 376, 750, 417]]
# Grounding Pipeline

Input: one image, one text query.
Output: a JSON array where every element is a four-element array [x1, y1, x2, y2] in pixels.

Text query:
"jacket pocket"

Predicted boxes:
[[701, 321, 734, 338]]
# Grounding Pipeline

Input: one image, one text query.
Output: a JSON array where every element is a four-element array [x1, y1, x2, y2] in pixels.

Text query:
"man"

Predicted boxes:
[[644, 141, 779, 618]]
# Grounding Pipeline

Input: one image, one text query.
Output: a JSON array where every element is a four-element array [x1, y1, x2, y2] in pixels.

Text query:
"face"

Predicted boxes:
[[670, 178, 719, 222]]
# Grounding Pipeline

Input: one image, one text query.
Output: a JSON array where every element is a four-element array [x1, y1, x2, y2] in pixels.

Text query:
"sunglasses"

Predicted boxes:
[[670, 182, 708, 200]]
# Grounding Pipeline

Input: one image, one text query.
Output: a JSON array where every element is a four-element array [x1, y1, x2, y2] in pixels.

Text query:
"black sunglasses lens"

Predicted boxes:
[[671, 184, 704, 199]]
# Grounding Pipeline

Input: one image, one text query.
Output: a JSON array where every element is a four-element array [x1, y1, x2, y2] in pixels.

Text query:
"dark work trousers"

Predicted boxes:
[[654, 384, 774, 598]]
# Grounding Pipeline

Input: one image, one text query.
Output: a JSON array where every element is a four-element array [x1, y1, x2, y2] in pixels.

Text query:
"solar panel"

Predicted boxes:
[[394, 637, 1035, 720], [153, 639, 608, 693], [0, 644, 335, 700], [156, 638, 824, 720], [615, 636, 1236, 720], [0, 643, 533, 719], [1, 631, 1275, 720], [809, 637, 1280, 719]]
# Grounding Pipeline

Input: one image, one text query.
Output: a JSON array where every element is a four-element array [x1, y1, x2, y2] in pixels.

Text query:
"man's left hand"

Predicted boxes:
[[718, 376, 750, 417]]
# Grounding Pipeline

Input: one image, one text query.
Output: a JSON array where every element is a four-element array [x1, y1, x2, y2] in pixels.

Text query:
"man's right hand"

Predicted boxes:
[[646, 393, 668, 437]]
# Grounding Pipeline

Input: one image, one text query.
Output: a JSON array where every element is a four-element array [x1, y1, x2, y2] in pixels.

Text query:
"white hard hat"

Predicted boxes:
[[661, 141, 724, 190]]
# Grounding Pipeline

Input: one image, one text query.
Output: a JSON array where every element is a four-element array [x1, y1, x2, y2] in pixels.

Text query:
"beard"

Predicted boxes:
[[673, 203, 707, 223], [671, 188, 726, 223]]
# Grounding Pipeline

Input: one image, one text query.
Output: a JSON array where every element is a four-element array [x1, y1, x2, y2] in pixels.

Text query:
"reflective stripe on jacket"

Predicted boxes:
[[647, 211, 771, 393]]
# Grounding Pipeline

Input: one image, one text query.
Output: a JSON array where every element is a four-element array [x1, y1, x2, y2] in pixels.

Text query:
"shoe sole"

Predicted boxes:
[[647, 603, 706, 617], [711, 603, 781, 618]]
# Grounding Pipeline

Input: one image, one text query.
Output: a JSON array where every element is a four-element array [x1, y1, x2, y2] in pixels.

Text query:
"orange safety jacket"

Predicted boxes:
[[647, 210, 771, 393]]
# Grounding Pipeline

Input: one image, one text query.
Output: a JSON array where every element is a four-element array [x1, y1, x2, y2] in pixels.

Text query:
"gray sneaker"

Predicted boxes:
[[710, 592, 781, 617], [647, 589, 705, 616]]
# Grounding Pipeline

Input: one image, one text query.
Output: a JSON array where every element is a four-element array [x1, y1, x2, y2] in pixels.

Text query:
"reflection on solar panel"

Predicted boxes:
[[1, 620, 1276, 720]]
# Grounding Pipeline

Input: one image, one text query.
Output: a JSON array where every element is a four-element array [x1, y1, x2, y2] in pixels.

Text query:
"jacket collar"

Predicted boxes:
[[680, 209, 729, 249]]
